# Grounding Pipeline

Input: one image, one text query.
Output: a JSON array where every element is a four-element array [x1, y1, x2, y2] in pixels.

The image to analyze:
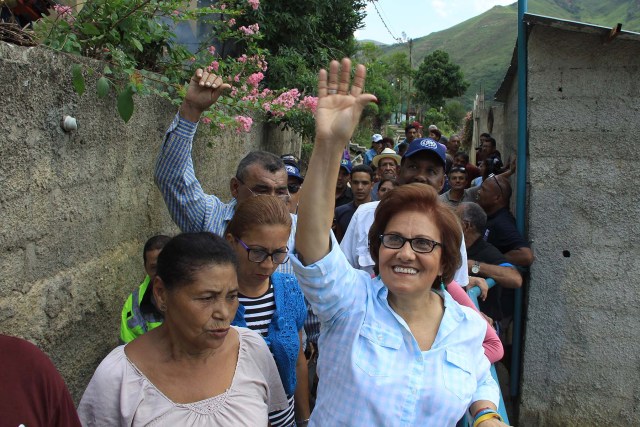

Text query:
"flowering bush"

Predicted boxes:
[[33, 0, 317, 137]]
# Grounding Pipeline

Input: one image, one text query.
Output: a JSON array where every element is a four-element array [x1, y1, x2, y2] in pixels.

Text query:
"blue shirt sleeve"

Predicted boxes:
[[291, 233, 369, 325], [154, 112, 225, 232]]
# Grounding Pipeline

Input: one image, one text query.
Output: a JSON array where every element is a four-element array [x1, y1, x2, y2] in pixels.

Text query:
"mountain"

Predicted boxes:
[[378, 0, 640, 107]]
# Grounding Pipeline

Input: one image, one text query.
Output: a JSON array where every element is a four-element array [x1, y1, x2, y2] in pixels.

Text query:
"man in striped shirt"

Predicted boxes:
[[154, 69, 296, 275]]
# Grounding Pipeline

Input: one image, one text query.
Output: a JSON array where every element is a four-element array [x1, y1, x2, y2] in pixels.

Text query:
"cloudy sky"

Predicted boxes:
[[356, 0, 516, 44]]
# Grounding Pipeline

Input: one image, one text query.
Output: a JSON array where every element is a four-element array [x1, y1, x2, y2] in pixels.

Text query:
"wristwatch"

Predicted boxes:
[[471, 261, 480, 274]]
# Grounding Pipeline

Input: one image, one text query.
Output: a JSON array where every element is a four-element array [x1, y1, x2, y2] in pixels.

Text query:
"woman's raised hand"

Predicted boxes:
[[315, 58, 377, 146]]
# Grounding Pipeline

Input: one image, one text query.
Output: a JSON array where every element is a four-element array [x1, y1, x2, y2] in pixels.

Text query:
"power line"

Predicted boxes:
[[368, 0, 403, 43]]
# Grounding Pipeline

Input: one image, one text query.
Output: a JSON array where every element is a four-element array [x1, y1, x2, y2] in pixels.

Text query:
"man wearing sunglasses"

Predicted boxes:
[[154, 68, 295, 274], [281, 154, 304, 214], [477, 174, 534, 268]]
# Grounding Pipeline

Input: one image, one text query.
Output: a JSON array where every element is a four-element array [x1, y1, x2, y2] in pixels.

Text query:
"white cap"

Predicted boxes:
[[371, 134, 383, 143]]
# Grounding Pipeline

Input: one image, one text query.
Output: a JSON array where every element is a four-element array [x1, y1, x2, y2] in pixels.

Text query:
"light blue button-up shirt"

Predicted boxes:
[[154, 113, 296, 274], [291, 234, 499, 426]]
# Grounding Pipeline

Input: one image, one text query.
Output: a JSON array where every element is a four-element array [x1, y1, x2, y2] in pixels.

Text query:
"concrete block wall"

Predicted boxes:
[[518, 25, 640, 425], [0, 41, 301, 401]]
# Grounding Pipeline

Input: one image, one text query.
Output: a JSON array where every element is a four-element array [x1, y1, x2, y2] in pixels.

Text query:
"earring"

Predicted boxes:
[[439, 276, 445, 290], [160, 304, 167, 312]]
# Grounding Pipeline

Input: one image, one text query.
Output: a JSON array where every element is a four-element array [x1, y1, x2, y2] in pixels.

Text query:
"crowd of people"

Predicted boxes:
[[2, 58, 533, 426]]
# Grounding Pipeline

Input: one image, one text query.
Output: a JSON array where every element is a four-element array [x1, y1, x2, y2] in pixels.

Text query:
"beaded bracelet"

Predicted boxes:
[[472, 407, 494, 418], [473, 411, 502, 427]]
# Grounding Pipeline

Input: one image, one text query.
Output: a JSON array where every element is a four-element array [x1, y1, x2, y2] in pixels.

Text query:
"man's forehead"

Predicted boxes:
[[380, 158, 398, 166], [352, 172, 372, 181], [244, 164, 287, 185], [404, 151, 444, 168]]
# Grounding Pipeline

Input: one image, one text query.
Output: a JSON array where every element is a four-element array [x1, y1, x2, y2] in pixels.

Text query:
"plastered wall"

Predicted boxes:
[[0, 41, 300, 401], [517, 26, 640, 425]]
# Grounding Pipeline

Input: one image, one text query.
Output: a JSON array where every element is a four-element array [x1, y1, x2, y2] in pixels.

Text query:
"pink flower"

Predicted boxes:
[[206, 61, 220, 72], [239, 23, 259, 35], [207, 45, 216, 55], [220, 3, 226, 10], [248, 0, 260, 10], [220, 123, 226, 129], [233, 74, 240, 82], [235, 115, 253, 133], [172, 10, 181, 16], [247, 72, 264, 88], [237, 54, 248, 63], [201, 117, 212, 124], [227, 18, 236, 27], [299, 96, 319, 114], [53, 4, 75, 23]]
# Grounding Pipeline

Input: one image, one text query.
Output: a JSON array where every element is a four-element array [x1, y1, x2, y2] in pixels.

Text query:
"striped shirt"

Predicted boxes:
[[239, 284, 295, 427], [154, 113, 296, 275]]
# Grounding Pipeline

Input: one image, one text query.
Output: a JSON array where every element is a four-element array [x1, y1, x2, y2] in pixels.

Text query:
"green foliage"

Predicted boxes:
[[71, 63, 85, 96], [32, 0, 318, 135], [96, 77, 110, 98], [117, 85, 135, 123], [414, 50, 469, 109], [443, 101, 467, 129], [248, 0, 367, 91]]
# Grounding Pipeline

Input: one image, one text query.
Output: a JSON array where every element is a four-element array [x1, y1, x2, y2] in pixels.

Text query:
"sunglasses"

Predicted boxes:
[[487, 173, 503, 198], [287, 183, 301, 194]]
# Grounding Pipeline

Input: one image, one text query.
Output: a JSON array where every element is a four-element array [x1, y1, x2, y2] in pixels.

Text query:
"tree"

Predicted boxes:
[[414, 50, 469, 109], [382, 52, 413, 122], [247, 0, 367, 92]]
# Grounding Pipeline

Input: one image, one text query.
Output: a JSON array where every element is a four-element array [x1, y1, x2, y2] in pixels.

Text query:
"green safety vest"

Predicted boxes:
[[120, 275, 164, 343]]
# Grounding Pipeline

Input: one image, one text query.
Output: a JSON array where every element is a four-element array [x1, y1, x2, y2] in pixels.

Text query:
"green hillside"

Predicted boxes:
[[379, 0, 640, 107]]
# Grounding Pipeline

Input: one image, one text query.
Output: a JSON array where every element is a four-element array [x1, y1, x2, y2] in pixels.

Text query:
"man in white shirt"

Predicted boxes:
[[340, 137, 470, 286]]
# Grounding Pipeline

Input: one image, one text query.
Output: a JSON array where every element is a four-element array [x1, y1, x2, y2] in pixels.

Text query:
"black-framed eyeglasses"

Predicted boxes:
[[236, 177, 290, 203], [379, 233, 442, 254], [487, 173, 503, 198], [235, 237, 290, 264], [287, 183, 301, 194]]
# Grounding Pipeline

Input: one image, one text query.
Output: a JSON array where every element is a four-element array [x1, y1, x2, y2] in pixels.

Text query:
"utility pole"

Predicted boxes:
[[407, 38, 413, 122]]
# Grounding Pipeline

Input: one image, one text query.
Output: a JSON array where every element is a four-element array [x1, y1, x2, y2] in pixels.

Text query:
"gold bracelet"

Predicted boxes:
[[473, 412, 502, 427]]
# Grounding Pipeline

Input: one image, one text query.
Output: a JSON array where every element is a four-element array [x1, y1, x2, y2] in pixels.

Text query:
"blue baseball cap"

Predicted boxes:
[[285, 163, 303, 181], [340, 158, 352, 174], [281, 155, 304, 183], [402, 137, 447, 166]]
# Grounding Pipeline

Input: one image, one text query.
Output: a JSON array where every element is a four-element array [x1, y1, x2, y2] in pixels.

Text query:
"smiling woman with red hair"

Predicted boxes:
[[292, 58, 508, 427]]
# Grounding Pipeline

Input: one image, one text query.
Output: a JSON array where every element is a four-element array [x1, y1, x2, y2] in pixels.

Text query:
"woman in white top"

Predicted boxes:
[[78, 232, 288, 426], [292, 58, 509, 427]]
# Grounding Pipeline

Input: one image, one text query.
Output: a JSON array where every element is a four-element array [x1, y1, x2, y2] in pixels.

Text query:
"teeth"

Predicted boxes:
[[393, 266, 417, 274]]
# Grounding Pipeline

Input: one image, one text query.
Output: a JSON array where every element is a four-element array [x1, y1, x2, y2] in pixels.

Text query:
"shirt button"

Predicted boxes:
[[377, 335, 383, 341]]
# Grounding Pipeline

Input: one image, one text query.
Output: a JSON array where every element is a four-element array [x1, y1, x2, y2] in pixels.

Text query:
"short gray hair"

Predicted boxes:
[[235, 151, 285, 181], [459, 202, 487, 234]]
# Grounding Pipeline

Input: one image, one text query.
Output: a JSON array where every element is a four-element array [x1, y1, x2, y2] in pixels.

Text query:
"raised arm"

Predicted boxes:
[[295, 59, 376, 265], [154, 70, 232, 232]]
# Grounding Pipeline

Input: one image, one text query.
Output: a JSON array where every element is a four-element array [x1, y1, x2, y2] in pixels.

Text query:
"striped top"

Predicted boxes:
[[239, 284, 295, 427]]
